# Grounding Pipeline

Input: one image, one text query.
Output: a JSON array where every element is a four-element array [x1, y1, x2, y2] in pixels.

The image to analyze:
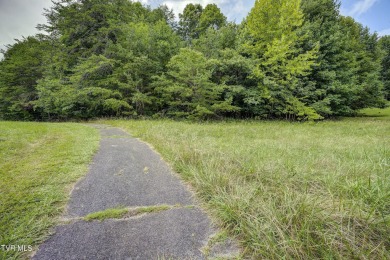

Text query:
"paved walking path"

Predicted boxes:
[[33, 125, 239, 260]]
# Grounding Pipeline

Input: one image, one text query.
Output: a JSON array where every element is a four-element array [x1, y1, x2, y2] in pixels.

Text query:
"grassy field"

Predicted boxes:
[[358, 106, 390, 119], [0, 122, 99, 259], [103, 112, 390, 259]]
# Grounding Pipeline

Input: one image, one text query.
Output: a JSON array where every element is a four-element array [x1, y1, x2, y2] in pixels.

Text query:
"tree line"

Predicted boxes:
[[0, 0, 389, 121]]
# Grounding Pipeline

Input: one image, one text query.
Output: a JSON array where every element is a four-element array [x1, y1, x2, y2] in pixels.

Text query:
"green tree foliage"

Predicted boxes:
[[178, 3, 226, 43], [198, 4, 227, 34], [35, 55, 131, 119], [0, 0, 387, 121], [149, 5, 176, 27], [178, 3, 203, 42], [379, 35, 390, 100], [242, 0, 320, 120], [33, 0, 180, 118], [339, 17, 385, 109], [194, 22, 238, 58], [0, 37, 50, 120], [299, 0, 348, 116], [208, 49, 256, 116], [153, 48, 239, 119], [39, 0, 156, 69], [111, 20, 181, 115], [300, 0, 385, 116]]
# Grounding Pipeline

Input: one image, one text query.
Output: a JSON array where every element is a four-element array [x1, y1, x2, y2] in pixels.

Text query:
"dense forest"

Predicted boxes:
[[0, 0, 389, 121]]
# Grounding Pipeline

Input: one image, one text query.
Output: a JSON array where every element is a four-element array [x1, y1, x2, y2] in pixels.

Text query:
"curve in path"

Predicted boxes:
[[33, 125, 239, 260]]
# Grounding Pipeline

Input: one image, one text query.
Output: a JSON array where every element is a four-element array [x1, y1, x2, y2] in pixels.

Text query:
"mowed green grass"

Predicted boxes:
[[358, 105, 390, 119], [0, 122, 99, 259], [104, 115, 390, 259]]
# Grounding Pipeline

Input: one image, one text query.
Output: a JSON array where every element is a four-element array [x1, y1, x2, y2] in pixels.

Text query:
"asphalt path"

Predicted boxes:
[[33, 125, 239, 260]]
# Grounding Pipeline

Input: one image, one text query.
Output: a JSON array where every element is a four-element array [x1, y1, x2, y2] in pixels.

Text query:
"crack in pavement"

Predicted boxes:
[[58, 204, 197, 224]]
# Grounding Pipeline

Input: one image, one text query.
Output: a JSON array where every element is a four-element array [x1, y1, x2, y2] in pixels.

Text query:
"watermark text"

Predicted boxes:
[[0, 245, 33, 252]]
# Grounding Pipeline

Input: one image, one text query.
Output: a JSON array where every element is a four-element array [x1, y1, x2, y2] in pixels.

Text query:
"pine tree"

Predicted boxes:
[[300, 0, 385, 116], [379, 35, 390, 100], [152, 48, 239, 119]]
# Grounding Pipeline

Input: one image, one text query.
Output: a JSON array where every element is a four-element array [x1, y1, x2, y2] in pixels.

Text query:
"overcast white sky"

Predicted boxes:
[[0, 0, 49, 48], [0, 0, 389, 54]]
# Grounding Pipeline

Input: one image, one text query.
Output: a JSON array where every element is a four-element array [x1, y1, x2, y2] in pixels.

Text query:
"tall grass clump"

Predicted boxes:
[[105, 118, 390, 259]]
